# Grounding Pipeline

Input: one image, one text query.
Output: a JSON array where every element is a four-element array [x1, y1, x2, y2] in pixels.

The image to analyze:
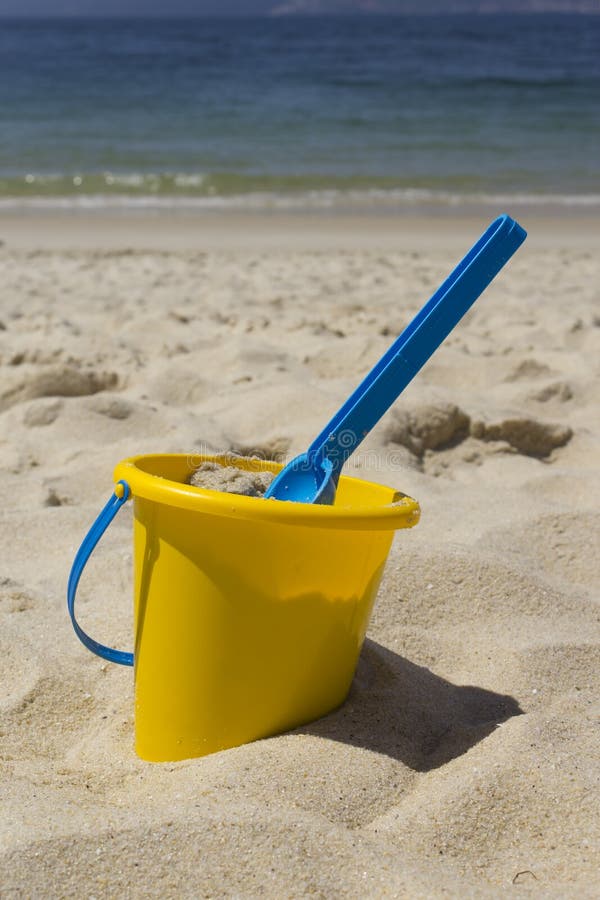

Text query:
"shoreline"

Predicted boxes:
[[1, 204, 599, 252]]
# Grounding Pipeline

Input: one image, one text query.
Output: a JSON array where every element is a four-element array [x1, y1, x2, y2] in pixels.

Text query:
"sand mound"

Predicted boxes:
[[386, 401, 470, 456], [0, 365, 118, 412], [188, 460, 275, 496], [470, 415, 572, 457]]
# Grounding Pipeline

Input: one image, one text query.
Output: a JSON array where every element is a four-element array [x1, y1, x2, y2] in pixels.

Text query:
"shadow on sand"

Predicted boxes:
[[301, 638, 523, 771]]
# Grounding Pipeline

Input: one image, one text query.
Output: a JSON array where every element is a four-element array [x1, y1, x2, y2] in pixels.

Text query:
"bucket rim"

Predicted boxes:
[[113, 453, 420, 531]]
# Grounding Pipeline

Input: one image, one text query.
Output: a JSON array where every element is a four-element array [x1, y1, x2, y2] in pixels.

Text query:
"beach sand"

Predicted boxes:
[[1, 208, 599, 897]]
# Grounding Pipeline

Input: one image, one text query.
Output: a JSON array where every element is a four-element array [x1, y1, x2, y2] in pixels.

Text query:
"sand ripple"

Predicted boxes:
[[1, 233, 598, 895]]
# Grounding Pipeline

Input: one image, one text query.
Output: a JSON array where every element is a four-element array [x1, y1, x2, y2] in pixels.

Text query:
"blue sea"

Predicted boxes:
[[0, 14, 598, 209]]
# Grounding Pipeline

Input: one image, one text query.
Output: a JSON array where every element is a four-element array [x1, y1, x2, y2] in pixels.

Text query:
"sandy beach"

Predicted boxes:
[[1, 207, 599, 897]]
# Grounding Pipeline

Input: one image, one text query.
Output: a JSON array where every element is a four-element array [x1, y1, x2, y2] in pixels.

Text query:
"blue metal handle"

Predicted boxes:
[[67, 480, 134, 667], [308, 213, 527, 479]]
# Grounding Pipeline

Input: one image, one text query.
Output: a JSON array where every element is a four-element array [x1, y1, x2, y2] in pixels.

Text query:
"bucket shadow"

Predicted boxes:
[[300, 638, 523, 771]]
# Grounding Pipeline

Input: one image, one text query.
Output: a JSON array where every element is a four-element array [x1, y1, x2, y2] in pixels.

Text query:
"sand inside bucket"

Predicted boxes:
[[188, 460, 275, 497]]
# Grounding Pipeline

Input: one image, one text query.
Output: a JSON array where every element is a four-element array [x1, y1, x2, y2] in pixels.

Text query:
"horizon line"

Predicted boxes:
[[1, 9, 598, 17]]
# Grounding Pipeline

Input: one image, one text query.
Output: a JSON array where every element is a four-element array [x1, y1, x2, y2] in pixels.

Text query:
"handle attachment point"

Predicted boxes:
[[114, 481, 129, 500]]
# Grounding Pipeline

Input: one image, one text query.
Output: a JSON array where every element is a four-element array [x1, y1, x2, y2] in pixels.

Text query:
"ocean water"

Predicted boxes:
[[0, 14, 598, 209]]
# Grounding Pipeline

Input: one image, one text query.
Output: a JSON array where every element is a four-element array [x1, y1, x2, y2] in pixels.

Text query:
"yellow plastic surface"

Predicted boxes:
[[113, 453, 420, 762]]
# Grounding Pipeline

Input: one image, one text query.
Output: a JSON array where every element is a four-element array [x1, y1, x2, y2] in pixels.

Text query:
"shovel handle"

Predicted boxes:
[[309, 214, 526, 477]]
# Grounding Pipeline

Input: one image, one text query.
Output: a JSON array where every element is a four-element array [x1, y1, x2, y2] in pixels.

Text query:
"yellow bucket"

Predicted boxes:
[[68, 453, 419, 762]]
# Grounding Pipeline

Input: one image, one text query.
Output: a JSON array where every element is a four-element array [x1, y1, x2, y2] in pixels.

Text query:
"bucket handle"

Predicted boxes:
[[67, 480, 134, 667]]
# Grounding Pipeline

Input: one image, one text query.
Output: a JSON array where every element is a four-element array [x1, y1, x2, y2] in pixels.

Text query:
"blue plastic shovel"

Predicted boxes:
[[264, 213, 527, 505]]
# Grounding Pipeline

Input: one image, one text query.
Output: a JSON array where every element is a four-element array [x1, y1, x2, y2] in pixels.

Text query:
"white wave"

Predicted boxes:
[[1, 188, 599, 212]]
